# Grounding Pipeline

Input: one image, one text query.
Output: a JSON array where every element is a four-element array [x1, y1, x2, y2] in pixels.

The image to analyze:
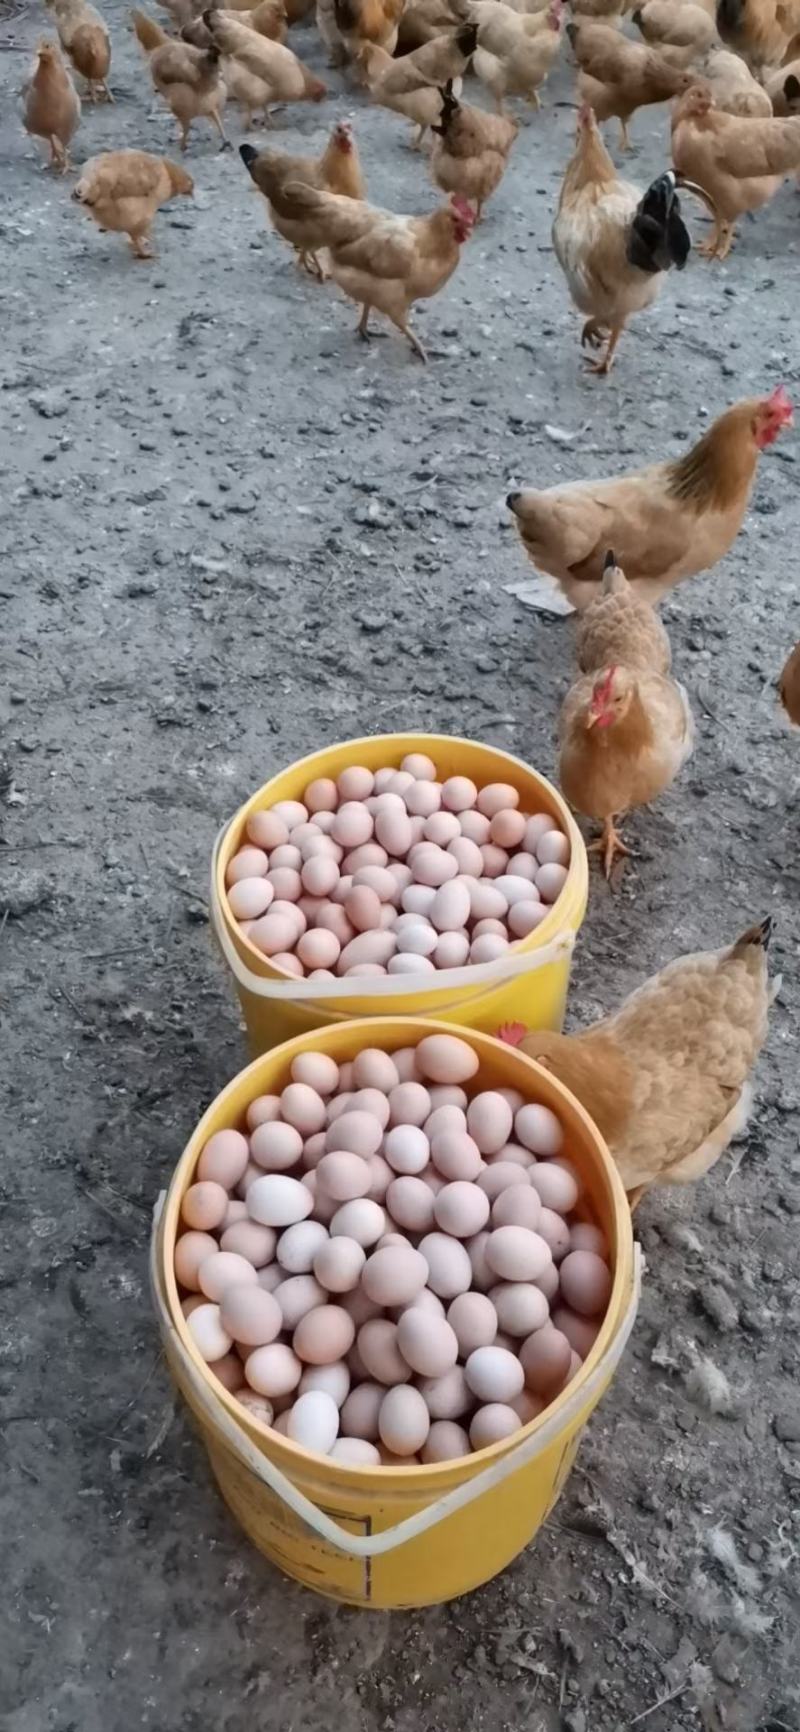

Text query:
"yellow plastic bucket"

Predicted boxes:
[[152, 1018, 639, 1610], [210, 734, 589, 1057]]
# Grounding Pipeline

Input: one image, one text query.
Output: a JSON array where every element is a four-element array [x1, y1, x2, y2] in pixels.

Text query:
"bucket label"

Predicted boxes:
[[210, 1446, 374, 1603]]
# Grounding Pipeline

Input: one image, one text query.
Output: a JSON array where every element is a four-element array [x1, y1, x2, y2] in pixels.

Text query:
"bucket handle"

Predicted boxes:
[[151, 1197, 642, 1561], [210, 822, 576, 1002]]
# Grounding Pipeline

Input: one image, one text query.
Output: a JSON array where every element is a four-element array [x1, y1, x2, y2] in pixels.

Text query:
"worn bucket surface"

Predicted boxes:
[[154, 1018, 638, 1610], [211, 734, 589, 1057]]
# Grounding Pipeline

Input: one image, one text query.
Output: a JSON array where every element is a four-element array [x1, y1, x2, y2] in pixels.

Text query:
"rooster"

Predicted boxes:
[[239, 121, 365, 276]]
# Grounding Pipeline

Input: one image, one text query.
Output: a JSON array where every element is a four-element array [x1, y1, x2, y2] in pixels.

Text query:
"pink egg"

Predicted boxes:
[[402, 883, 438, 916], [246, 1094, 281, 1130], [220, 1220, 277, 1266], [300, 856, 339, 898], [271, 800, 308, 829], [506, 852, 538, 882], [388, 1081, 431, 1127], [386, 1174, 437, 1232], [198, 1251, 259, 1302], [246, 811, 289, 850], [405, 780, 442, 818], [175, 1230, 219, 1290], [537, 863, 569, 903], [425, 1102, 466, 1137], [559, 1250, 612, 1317], [434, 932, 470, 967], [316, 903, 355, 947], [401, 752, 436, 780], [267, 867, 302, 904], [491, 1184, 542, 1232], [422, 1420, 471, 1461], [418, 1232, 472, 1298], [362, 1245, 428, 1306], [227, 846, 269, 885], [349, 1088, 390, 1128], [536, 830, 570, 867], [470, 1404, 522, 1449], [331, 802, 373, 849], [294, 1304, 356, 1365], [181, 1181, 228, 1232], [248, 912, 299, 958], [302, 1132, 326, 1168], [447, 1291, 498, 1355], [245, 1342, 303, 1397], [304, 777, 338, 813], [207, 1353, 245, 1394], [418, 1365, 471, 1419], [486, 1226, 552, 1282], [337, 766, 374, 802], [478, 1161, 528, 1200], [571, 1221, 609, 1258], [514, 1103, 564, 1158], [220, 1284, 282, 1347], [529, 1161, 579, 1212], [458, 809, 490, 844], [325, 1111, 383, 1158], [508, 900, 548, 938], [271, 953, 305, 979], [197, 1128, 250, 1189], [522, 813, 554, 852], [373, 807, 411, 857], [434, 1181, 490, 1238], [227, 878, 274, 921], [468, 881, 508, 922], [480, 844, 509, 879], [489, 809, 527, 849], [342, 843, 389, 873], [538, 1207, 572, 1261], [343, 885, 383, 934], [250, 1121, 303, 1172], [358, 1319, 412, 1385], [314, 1234, 366, 1292], [428, 878, 472, 933], [352, 865, 398, 903], [551, 1305, 601, 1358], [337, 931, 396, 973], [330, 1198, 386, 1246], [384, 1124, 430, 1175], [421, 813, 461, 847], [316, 1151, 372, 1201], [471, 935, 509, 964], [270, 844, 302, 871], [519, 1324, 571, 1394], [297, 928, 341, 971], [467, 1092, 514, 1155], [430, 1130, 483, 1181], [490, 1281, 549, 1337], [187, 1303, 232, 1362], [273, 1274, 327, 1330], [477, 783, 520, 817], [372, 768, 396, 794], [351, 1047, 398, 1092], [447, 835, 483, 877], [279, 1084, 325, 1137], [441, 776, 478, 813]]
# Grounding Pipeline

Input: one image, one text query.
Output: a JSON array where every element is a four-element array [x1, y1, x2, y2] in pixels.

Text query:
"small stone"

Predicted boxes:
[[773, 1404, 800, 1444], [0, 867, 53, 917], [29, 388, 68, 418], [696, 1283, 739, 1332]]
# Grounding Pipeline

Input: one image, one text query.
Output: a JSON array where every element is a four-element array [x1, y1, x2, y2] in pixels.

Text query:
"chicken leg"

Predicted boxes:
[[129, 229, 155, 259], [617, 116, 631, 149], [586, 325, 623, 375], [588, 816, 631, 878]]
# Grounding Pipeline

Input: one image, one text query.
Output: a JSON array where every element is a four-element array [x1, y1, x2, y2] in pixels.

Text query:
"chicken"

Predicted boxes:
[[568, 17, 694, 147], [239, 119, 365, 274], [575, 550, 672, 674], [695, 44, 773, 115], [397, 0, 462, 50], [72, 149, 193, 256], [430, 78, 518, 217], [208, 0, 288, 38], [779, 639, 800, 721], [317, 0, 349, 62], [332, 0, 406, 59], [472, 0, 563, 110], [359, 25, 475, 138], [506, 387, 793, 610], [133, 10, 229, 146], [716, 0, 795, 69], [44, 0, 112, 102], [498, 918, 773, 1193], [558, 646, 694, 876], [552, 103, 712, 375], [632, 0, 717, 51], [276, 182, 475, 357], [206, 7, 326, 102], [571, 0, 626, 17], [180, 8, 278, 116], [22, 38, 81, 172], [765, 59, 800, 109], [672, 81, 800, 257]]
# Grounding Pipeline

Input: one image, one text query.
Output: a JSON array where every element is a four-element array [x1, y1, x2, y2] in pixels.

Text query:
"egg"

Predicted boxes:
[[447, 835, 484, 878], [330, 802, 373, 849], [222, 1198, 249, 1229], [197, 1252, 259, 1306], [246, 811, 289, 850], [381, 1126, 428, 1178], [299, 1361, 351, 1408], [434, 1181, 490, 1238], [367, 1153, 393, 1202], [379, 1386, 430, 1456], [286, 1390, 340, 1455], [538, 1208, 571, 1261], [236, 1390, 275, 1425], [447, 1292, 498, 1356], [277, 1084, 325, 1139], [227, 846, 269, 885], [559, 1250, 612, 1317], [529, 1161, 579, 1212], [330, 1199, 386, 1246], [246, 1094, 282, 1130], [248, 912, 300, 957], [331, 1437, 382, 1465], [340, 1381, 385, 1440], [441, 776, 478, 813], [187, 1303, 232, 1362], [429, 878, 472, 934], [300, 856, 340, 900], [470, 1405, 523, 1450], [324, 1111, 383, 1158], [358, 1319, 412, 1385], [277, 1219, 330, 1273], [395, 1311, 459, 1377], [396, 921, 438, 957], [491, 1184, 542, 1233], [433, 932, 470, 968], [337, 766, 374, 802], [421, 1421, 472, 1462], [227, 877, 275, 921], [570, 1221, 609, 1258], [273, 1274, 326, 1330], [313, 1235, 365, 1293], [338, 931, 397, 972], [181, 1181, 228, 1232], [480, 844, 509, 879], [459, 809, 490, 844], [245, 1342, 303, 1397], [270, 952, 305, 979], [388, 1082, 431, 1127], [489, 809, 527, 850], [375, 807, 413, 856], [219, 1284, 282, 1346], [248, 1174, 314, 1228], [351, 1048, 399, 1093], [182, 1294, 208, 1319], [535, 1261, 560, 1302], [552, 1306, 601, 1358], [466, 1229, 493, 1290], [508, 901, 548, 938], [537, 863, 569, 903], [293, 1304, 356, 1366], [270, 845, 302, 871], [344, 884, 383, 934], [486, 1226, 552, 1282], [362, 1245, 428, 1306], [350, 1088, 391, 1128], [385, 1175, 436, 1233], [421, 812, 461, 846], [418, 1232, 473, 1298], [175, 1230, 220, 1290], [316, 904, 355, 947], [489, 1282, 549, 1337], [405, 780, 442, 818], [352, 865, 399, 903], [465, 1345, 525, 1404], [219, 1221, 277, 1267], [313, 1151, 369, 1203], [418, 1365, 472, 1419], [411, 844, 459, 887], [514, 1103, 564, 1158], [520, 1324, 571, 1394], [467, 1092, 514, 1155], [475, 783, 518, 818]]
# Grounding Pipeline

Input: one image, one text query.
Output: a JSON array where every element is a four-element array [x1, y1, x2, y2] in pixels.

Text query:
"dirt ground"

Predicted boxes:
[[2, 0, 800, 1725]]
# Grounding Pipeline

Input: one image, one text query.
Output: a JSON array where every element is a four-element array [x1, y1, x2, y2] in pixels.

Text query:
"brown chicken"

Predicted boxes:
[[45, 0, 112, 102], [552, 103, 712, 374], [277, 183, 475, 357], [632, 0, 717, 50], [331, 0, 406, 59], [133, 10, 229, 146], [779, 639, 800, 721], [360, 28, 475, 145], [696, 45, 773, 115], [206, 8, 326, 101], [498, 917, 774, 1193], [558, 599, 694, 875], [568, 17, 693, 146], [506, 388, 793, 609], [673, 82, 800, 257], [239, 121, 365, 273], [766, 60, 800, 109], [397, 0, 461, 49], [23, 39, 81, 172], [575, 551, 671, 674], [72, 149, 193, 256], [716, 0, 798, 70], [430, 78, 517, 217], [472, 0, 563, 111]]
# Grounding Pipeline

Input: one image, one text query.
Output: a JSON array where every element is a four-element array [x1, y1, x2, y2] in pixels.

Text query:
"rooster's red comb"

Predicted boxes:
[[498, 1022, 527, 1047], [767, 384, 793, 422]]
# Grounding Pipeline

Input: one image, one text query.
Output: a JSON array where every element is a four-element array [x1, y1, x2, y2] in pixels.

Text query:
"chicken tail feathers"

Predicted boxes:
[[601, 551, 629, 594], [433, 76, 459, 134], [239, 142, 258, 174], [456, 21, 478, 57], [627, 171, 691, 276], [716, 0, 743, 42]]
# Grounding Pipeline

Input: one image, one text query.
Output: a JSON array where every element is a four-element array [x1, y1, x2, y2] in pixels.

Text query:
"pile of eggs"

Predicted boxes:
[[225, 754, 571, 980], [175, 1032, 612, 1466]]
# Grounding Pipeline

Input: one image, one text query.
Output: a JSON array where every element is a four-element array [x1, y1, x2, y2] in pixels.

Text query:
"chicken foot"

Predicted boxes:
[[48, 135, 71, 174], [617, 116, 632, 149], [697, 218, 734, 261], [357, 304, 428, 363], [129, 229, 155, 260], [588, 816, 631, 879], [585, 324, 623, 375]]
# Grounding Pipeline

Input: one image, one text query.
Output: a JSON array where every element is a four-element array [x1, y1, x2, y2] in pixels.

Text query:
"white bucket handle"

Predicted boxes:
[[210, 822, 576, 1002], [151, 1197, 642, 1561]]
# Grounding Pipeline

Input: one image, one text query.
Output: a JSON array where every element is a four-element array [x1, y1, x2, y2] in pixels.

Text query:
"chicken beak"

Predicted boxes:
[[674, 175, 717, 219]]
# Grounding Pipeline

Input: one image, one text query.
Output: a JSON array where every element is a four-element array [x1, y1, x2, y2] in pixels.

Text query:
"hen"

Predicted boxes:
[[133, 10, 229, 148], [673, 81, 800, 256], [206, 7, 326, 103], [239, 120, 365, 275], [575, 550, 671, 674], [277, 182, 475, 358], [716, 0, 798, 70], [696, 44, 773, 115], [506, 387, 793, 609], [568, 16, 694, 147], [499, 918, 774, 1194], [430, 77, 518, 215], [23, 38, 81, 172], [45, 0, 112, 102], [471, 0, 563, 113], [360, 26, 475, 145], [558, 598, 694, 875], [779, 639, 800, 722], [72, 149, 193, 256], [397, 0, 462, 48], [767, 61, 800, 111], [632, 0, 717, 51], [330, 0, 406, 59], [552, 102, 712, 375]]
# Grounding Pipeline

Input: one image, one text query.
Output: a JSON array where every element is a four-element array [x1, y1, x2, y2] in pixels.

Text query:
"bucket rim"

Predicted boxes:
[[160, 1016, 635, 1487]]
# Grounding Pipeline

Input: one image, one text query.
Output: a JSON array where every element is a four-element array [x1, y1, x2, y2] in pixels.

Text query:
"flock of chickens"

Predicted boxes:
[[17, 0, 800, 1194]]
